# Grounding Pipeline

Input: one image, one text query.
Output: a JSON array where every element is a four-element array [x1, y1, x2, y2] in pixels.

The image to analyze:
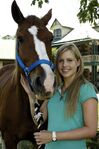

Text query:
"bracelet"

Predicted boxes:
[[52, 131, 56, 141]]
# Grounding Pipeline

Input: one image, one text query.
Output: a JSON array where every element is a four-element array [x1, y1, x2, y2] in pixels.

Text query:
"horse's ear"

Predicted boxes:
[[11, 0, 25, 24], [41, 9, 52, 26]]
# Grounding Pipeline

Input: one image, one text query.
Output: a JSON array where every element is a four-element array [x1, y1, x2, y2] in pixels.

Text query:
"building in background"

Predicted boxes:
[[0, 37, 15, 68], [50, 19, 73, 41], [0, 20, 99, 90]]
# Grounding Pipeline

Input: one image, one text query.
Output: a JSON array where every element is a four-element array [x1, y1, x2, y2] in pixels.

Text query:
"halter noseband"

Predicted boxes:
[[16, 54, 55, 75]]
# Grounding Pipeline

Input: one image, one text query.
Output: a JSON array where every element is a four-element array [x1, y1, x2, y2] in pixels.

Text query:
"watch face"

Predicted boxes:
[[53, 138, 56, 141], [52, 132, 56, 141]]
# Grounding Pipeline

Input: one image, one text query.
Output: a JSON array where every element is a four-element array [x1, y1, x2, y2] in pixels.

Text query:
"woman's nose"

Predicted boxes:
[[63, 60, 67, 66]]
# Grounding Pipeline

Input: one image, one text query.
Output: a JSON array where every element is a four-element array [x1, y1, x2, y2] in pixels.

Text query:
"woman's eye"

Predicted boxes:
[[68, 59, 72, 62], [58, 59, 64, 63]]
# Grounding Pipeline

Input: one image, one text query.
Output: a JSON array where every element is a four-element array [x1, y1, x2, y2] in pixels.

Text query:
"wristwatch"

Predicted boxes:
[[52, 131, 56, 141]]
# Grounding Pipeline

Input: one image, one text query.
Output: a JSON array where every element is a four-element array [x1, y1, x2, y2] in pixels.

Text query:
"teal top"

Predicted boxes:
[[45, 82, 98, 149]]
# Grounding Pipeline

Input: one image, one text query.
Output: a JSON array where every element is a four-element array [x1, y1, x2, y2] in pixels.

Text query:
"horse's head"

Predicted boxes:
[[11, 0, 55, 98]]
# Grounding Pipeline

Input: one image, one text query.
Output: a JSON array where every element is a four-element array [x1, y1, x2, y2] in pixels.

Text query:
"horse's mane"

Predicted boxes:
[[0, 63, 20, 102]]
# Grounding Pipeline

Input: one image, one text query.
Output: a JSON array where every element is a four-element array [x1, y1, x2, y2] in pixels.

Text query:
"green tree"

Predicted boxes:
[[31, 0, 49, 8], [77, 0, 99, 25], [31, 0, 99, 25]]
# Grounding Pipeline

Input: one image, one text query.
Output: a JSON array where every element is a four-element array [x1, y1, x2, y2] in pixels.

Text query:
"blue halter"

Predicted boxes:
[[16, 54, 55, 76], [16, 53, 55, 91]]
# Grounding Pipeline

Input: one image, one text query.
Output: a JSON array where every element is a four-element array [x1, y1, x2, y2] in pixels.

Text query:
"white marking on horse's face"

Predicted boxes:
[[28, 26, 54, 93]]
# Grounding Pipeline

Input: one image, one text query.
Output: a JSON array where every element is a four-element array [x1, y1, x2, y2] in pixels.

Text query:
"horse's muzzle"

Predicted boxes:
[[31, 75, 55, 99]]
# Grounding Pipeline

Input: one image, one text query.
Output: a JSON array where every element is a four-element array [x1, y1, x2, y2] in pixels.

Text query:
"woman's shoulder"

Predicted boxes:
[[79, 81, 98, 103], [80, 81, 96, 91]]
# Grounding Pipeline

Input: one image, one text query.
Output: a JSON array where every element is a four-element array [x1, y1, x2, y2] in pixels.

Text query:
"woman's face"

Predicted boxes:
[[57, 50, 80, 80]]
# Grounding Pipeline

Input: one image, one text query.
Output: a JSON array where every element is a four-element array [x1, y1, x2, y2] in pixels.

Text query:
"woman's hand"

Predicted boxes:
[[34, 130, 52, 145]]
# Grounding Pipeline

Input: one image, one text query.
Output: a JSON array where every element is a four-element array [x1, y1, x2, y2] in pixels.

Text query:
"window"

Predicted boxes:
[[53, 29, 61, 41]]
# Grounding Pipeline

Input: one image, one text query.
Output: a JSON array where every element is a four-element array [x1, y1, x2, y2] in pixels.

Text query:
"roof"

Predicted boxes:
[[0, 39, 16, 59], [50, 18, 73, 30], [53, 24, 99, 44]]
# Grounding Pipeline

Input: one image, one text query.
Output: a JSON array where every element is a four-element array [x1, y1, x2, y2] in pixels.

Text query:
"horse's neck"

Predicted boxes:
[[0, 64, 21, 98]]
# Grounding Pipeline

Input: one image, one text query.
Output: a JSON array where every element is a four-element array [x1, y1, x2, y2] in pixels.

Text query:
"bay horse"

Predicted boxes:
[[0, 0, 55, 149]]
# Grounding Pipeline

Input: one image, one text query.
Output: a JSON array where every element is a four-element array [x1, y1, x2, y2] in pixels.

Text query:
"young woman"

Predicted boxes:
[[21, 42, 98, 149]]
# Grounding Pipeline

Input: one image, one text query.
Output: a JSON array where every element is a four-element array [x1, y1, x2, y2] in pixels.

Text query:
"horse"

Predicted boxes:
[[0, 0, 55, 149]]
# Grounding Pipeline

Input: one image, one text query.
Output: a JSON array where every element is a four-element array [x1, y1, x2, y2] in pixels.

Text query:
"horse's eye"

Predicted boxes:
[[17, 36, 24, 43]]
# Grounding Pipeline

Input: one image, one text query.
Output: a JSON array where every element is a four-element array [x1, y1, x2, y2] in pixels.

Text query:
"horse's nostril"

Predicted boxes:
[[36, 76, 42, 86], [45, 91, 52, 98], [54, 80, 56, 88]]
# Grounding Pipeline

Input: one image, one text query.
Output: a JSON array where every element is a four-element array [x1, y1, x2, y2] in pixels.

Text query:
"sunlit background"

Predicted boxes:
[[0, 0, 81, 36]]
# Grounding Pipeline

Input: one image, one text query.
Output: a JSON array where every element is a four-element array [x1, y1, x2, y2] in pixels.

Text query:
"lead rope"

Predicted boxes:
[[34, 102, 45, 149]]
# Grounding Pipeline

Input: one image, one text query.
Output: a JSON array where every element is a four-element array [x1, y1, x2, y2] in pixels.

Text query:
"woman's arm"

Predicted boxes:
[[34, 98, 98, 145], [20, 75, 35, 99], [20, 75, 48, 121], [40, 100, 48, 121]]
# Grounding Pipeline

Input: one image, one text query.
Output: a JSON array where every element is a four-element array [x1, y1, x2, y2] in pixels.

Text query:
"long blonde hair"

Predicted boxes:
[[55, 42, 86, 117]]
